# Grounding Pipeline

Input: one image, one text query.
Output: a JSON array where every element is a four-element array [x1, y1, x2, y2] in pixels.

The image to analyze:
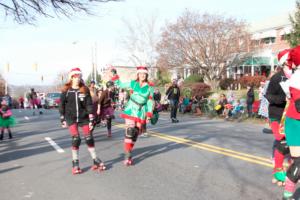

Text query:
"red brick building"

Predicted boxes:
[[228, 13, 292, 79]]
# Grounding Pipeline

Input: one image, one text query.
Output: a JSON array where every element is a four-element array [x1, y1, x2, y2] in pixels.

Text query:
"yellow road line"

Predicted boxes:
[[113, 123, 273, 168]]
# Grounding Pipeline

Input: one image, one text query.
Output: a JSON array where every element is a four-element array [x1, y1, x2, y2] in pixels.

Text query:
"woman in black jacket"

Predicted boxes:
[[246, 85, 255, 117], [59, 68, 105, 174]]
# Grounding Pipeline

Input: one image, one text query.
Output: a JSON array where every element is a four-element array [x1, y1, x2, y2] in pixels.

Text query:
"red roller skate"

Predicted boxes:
[[91, 158, 106, 172], [124, 158, 133, 166], [72, 160, 82, 175]]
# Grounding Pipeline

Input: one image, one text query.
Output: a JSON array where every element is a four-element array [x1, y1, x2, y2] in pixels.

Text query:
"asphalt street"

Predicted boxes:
[[0, 109, 296, 200]]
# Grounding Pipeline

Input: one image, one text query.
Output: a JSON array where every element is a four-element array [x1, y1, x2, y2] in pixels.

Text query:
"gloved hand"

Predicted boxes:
[[89, 115, 95, 131], [60, 116, 67, 128]]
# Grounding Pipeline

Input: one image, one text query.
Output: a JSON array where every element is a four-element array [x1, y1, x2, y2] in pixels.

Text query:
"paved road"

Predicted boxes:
[[0, 109, 295, 200]]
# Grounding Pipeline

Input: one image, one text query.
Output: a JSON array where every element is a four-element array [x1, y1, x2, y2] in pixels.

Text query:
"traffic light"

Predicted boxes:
[[61, 75, 64, 81], [6, 63, 10, 72], [41, 75, 44, 82], [33, 63, 38, 72]]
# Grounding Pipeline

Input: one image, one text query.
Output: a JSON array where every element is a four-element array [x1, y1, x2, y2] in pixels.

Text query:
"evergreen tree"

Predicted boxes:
[[86, 69, 102, 86], [288, 0, 300, 47]]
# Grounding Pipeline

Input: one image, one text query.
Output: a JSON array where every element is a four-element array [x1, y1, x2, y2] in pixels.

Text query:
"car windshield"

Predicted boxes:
[[47, 93, 60, 98]]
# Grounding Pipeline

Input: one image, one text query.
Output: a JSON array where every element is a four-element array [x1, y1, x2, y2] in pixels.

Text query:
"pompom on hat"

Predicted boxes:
[[136, 66, 148, 74], [278, 49, 292, 68], [68, 68, 82, 81], [288, 45, 300, 69]]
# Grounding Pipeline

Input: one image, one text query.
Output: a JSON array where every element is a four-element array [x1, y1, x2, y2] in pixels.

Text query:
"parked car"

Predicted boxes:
[[45, 92, 61, 109]]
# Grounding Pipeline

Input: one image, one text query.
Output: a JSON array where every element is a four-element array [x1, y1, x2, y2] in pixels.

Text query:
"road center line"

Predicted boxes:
[[113, 122, 273, 168], [45, 137, 65, 153]]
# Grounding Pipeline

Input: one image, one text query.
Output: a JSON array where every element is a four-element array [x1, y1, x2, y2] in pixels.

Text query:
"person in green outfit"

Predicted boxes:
[[109, 66, 154, 166], [282, 46, 300, 200]]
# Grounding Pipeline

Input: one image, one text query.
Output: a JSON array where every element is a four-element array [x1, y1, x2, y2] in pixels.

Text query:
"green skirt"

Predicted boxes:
[[0, 116, 16, 127], [285, 117, 300, 146]]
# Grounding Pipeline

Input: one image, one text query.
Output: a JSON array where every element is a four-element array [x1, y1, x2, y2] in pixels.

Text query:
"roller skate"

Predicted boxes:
[[72, 160, 82, 175], [91, 158, 106, 172], [124, 158, 133, 166], [124, 152, 133, 166], [282, 191, 294, 200], [272, 168, 286, 186]]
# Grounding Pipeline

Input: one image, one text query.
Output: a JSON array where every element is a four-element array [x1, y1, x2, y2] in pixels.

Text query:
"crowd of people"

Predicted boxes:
[[2, 46, 300, 199]]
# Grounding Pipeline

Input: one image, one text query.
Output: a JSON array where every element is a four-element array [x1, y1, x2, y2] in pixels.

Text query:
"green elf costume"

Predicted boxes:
[[111, 66, 154, 166]]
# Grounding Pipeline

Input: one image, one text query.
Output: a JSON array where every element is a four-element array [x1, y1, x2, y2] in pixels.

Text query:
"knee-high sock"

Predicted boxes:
[[274, 149, 284, 171], [284, 177, 296, 196], [72, 149, 79, 161], [88, 147, 97, 160]]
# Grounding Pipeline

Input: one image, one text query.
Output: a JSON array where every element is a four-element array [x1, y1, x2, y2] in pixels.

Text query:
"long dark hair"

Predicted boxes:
[[135, 73, 149, 82], [61, 80, 88, 94]]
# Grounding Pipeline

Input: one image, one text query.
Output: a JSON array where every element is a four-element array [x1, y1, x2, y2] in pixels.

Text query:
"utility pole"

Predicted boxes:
[[5, 63, 9, 95]]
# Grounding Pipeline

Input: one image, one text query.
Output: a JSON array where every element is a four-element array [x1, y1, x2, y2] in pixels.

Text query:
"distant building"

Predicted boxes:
[[227, 12, 292, 79], [106, 65, 157, 82]]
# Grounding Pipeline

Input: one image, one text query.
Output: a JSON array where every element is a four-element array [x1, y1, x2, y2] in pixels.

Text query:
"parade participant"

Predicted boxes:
[[97, 81, 115, 137], [59, 68, 105, 174], [29, 88, 42, 115], [0, 100, 16, 140], [265, 49, 291, 186], [109, 66, 154, 166], [282, 46, 300, 199], [166, 79, 180, 123]]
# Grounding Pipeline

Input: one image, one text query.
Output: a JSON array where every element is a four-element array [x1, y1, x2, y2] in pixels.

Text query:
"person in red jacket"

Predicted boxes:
[[282, 46, 300, 199]]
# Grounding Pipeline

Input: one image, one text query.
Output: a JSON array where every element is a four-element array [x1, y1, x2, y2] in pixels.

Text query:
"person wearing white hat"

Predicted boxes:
[[265, 49, 292, 186], [59, 68, 106, 174], [109, 66, 154, 166], [282, 46, 300, 200]]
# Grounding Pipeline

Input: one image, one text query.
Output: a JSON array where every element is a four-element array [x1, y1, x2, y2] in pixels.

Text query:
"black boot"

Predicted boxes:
[[0, 131, 3, 140], [8, 131, 12, 139]]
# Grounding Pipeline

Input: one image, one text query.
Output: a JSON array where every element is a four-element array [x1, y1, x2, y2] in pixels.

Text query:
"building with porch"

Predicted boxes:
[[227, 12, 292, 79]]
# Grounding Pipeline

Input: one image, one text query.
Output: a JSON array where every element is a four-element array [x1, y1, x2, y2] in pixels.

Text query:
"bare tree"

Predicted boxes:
[[0, 0, 122, 24], [0, 74, 5, 96], [121, 15, 160, 77], [156, 10, 250, 89]]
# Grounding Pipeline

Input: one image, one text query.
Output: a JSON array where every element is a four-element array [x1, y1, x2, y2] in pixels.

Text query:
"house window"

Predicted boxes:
[[281, 34, 290, 41], [263, 37, 276, 44]]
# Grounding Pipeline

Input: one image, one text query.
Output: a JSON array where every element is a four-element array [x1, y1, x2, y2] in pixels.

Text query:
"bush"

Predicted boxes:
[[182, 87, 192, 98], [238, 75, 266, 89], [184, 82, 211, 98], [183, 74, 204, 84], [219, 78, 235, 90]]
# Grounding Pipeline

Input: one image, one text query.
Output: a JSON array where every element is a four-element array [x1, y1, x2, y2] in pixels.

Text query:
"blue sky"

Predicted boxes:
[[0, 0, 296, 85]]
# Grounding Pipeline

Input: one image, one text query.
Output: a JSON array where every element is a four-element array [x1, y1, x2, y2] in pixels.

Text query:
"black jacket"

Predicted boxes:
[[59, 87, 93, 125], [166, 85, 180, 101], [265, 70, 287, 121], [153, 92, 161, 102], [246, 88, 255, 105]]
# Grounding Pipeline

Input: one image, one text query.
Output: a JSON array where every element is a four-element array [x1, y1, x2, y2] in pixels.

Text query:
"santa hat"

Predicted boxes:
[[289, 45, 300, 68], [68, 68, 82, 81], [136, 66, 148, 74], [277, 49, 291, 67]]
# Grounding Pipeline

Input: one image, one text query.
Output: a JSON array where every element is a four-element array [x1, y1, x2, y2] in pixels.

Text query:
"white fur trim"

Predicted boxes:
[[289, 70, 300, 90], [137, 69, 148, 74], [279, 52, 289, 65], [68, 70, 82, 80]]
